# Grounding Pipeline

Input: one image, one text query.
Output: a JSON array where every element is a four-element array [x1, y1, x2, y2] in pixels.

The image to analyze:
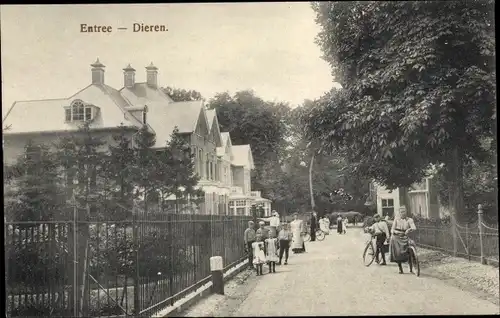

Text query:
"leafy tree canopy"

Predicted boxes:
[[308, 1, 496, 197]]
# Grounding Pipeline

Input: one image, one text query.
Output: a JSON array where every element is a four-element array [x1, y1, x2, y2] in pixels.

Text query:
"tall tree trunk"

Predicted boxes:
[[309, 153, 316, 210], [448, 147, 464, 256]]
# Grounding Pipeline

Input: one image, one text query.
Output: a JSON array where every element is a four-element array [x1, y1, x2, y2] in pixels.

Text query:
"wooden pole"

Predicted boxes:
[[477, 204, 486, 265], [309, 153, 316, 211], [210, 256, 224, 295]]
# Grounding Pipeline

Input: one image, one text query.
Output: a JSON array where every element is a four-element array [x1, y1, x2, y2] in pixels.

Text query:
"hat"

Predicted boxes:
[[259, 221, 265, 225], [272, 211, 279, 217]]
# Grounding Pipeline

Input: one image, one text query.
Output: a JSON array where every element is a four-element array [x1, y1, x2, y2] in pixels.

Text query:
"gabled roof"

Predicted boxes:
[[217, 132, 233, 157], [3, 84, 141, 135], [147, 100, 205, 148], [206, 109, 223, 147], [231, 144, 255, 169], [206, 109, 216, 130]]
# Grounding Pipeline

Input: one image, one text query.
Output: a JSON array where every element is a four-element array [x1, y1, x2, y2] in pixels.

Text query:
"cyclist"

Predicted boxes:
[[367, 214, 390, 265], [389, 206, 417, 274]]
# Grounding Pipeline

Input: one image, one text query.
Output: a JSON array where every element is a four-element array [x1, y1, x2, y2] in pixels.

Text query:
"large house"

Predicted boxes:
[[2, 59, 271, 216]]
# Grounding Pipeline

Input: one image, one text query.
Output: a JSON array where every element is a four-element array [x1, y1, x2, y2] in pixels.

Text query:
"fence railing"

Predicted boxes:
[[5, 205, 252, 317], [414, 204, 499, 266]]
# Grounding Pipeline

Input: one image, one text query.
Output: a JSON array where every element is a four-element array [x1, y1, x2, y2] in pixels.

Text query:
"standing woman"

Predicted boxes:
[[389, 207, 417, 274], [290, 213, 306, 253], [342, 217, 348, 234], [337, 215, 343, 234]]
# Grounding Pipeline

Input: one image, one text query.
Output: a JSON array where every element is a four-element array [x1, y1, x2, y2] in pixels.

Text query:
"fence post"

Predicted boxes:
[[133, 203, 140, 316], [465, 223, 470, 261], [477, 204, 486, 265], [210, 256, 224, 295], [451, 213, 458, 257]]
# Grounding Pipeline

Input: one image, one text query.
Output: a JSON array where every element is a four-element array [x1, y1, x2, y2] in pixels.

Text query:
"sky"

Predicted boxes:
[[1, 3, 339, 117]]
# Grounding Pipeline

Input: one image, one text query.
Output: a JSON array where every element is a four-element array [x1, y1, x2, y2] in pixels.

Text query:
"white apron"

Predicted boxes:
[[252, 241, 266, 265], [290, 219, 304, 250], [320, 218, 330, 234], [265, 238, 279, 262]]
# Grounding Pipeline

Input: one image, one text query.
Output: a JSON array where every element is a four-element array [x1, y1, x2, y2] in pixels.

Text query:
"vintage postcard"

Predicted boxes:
[[2, 3, 498, 317]]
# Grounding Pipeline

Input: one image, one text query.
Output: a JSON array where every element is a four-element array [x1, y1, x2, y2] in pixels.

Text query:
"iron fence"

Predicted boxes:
[[414, 205, 499, 266], [5, 207, 252, 317]]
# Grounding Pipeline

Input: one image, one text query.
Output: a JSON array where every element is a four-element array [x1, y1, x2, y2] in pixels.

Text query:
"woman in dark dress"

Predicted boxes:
[[336, 216, 343, 234]]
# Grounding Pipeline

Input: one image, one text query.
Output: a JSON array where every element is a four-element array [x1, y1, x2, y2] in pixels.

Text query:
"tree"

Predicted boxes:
[[162, 86, 203, 102], [309, 1, 496, 218], [156, 127, 205, 210], [4, 141, 65, 221], [101, 124, 137, 219]]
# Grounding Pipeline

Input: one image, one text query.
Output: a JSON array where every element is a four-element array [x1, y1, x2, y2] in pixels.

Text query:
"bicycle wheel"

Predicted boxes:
[[303, 233, 311, 242], [409, 246, 420, 277], [316, 230, 325, 241], [363, 241, 376, 267]]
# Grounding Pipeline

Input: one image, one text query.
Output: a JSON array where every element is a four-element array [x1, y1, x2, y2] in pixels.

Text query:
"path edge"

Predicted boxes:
[[153, 259, 248, 317]]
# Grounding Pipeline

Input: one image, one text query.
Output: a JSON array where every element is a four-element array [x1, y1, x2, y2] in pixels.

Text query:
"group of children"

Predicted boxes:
[[244, 220, 293, 276]]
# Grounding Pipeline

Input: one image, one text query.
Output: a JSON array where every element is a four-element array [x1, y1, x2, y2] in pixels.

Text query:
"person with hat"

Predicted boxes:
[[244, 221, 257, 269], [290, 212, 306, 253], [257, 210, 281, 238], [389, 206, 417, 274], [367, 214, 390, 265]]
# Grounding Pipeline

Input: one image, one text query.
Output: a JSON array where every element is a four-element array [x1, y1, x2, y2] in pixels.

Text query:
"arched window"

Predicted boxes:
[[66, 100, 93, 122]]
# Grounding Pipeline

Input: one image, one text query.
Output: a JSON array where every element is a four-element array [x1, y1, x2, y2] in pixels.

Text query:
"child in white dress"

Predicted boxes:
[[264, 237, 279, 273], [252, 241, 266, 275]]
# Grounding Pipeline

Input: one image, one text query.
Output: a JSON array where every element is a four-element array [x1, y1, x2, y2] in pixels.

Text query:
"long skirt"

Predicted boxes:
[[389, 235, 409, 263], [265, 238, 279, 262], [320, 222, 330, 234], [291, 232, 305, 253], [252, 242, 267, 265], [337, 220, 343, 234]]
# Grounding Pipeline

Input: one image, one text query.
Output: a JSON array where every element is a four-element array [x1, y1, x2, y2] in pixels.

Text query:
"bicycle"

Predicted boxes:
[[303, 227, 326, 242], [362, 228, 420, 276], [362, 228, 379, 267]]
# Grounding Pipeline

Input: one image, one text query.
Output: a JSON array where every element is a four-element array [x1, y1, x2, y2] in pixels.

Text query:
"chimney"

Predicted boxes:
[[145, 62, 158, 88], [91, 58, 105, 85], [123, 64, 136, 88]]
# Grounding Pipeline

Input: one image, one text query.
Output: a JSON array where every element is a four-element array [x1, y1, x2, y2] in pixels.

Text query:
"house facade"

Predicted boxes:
[[2, 58, 270, 215], [373, 176, 449, 219]]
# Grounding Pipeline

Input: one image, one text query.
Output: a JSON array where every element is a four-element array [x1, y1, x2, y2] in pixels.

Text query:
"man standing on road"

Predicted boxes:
[[368, 214, 390, 265], [310, 211, 318, 241], [257, 210, 280, 238], [244, 221, 256, 269]]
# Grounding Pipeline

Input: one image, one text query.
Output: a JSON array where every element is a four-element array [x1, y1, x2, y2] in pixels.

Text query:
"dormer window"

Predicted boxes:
[[65, 100, 96, 123]]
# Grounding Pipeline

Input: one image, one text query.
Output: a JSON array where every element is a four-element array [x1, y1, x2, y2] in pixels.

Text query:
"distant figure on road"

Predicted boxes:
[[390, 207, 417, 274], [368, 214, 390, 265], [319, 216, 330, 234], [258, 210, 280, 238], [310, 211, 318, 241], [342, 217, 348, 234], [337, 216, 344, 234], [244, 221, 256, 269], [290, 213, 306, 253], [277, 223, 293, 265]]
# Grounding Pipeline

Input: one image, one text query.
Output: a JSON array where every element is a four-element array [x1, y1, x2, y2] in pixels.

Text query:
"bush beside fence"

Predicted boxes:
[[414, 205, 499, 266], [5, 209, 252, 317]]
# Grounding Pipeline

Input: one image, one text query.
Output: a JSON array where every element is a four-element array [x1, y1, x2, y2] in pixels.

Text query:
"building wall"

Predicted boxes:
[[231, 166, 244, 190], [3, 129, 134, 165], [375, 183, 401, 218]]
